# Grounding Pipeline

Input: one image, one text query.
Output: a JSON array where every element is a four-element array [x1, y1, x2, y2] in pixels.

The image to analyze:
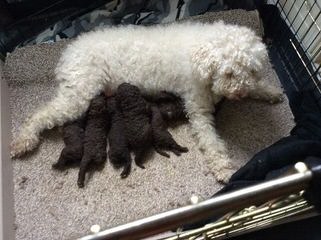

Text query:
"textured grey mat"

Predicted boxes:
[[6, 10, 294, 240]]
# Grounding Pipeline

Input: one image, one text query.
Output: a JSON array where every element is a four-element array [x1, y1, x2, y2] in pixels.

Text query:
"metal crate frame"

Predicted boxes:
[[79, 2, 321, 239], [1, 1, 321, 239], [262, 1, 321, 110], [79, 162, 318, 240]]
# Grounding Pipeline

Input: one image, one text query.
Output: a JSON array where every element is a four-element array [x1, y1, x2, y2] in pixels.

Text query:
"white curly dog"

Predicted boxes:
[[11, 21, 283, 182]]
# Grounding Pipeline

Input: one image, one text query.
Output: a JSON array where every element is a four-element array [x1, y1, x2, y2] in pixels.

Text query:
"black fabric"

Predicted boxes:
[[230, 91, 321, 181], [183, 90, 321, 238]]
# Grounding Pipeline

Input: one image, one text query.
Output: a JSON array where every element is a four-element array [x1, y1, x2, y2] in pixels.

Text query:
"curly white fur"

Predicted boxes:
[[11, 21, 283, 182]]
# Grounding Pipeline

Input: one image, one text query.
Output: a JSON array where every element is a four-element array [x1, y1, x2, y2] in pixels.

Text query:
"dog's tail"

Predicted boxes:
[[11, 81, 104, 158]]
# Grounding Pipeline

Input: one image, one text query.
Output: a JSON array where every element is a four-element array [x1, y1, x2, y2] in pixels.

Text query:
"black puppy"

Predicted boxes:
[[107, 91, 187, 178], [145, 91, 187, 122], [107, 96, 132, 178], [52, 117, 86, 170], [116, 83, 188, 168], [77, 93, 108, 188], [116, 83, 153, 168], [151, 105, 188, 157], [143, 91, 188, 157]]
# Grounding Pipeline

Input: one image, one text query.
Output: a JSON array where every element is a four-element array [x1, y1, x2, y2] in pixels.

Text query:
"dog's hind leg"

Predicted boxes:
[[11, 81, 105, 158], [77, 154, 92, 188]]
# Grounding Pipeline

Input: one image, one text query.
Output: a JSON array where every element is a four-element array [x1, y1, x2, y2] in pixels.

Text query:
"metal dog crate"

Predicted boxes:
[[78, 1, 321, 239], [1, 1, 321, 239], [79, 162, 317, 240], [263, 0, 321, 107]]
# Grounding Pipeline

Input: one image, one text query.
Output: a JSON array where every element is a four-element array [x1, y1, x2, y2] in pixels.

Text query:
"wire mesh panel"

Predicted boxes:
[[265, 0, 321, 108]]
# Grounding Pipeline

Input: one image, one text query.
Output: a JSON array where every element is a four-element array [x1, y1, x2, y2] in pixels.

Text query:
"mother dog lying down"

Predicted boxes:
[[11, 21, 283, 182]]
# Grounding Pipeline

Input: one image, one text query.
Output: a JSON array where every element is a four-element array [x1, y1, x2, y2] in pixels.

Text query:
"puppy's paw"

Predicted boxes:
[[137, 164, 145, 169], [10, 136, 39, 158], [77, 181, 85, 188], [52, 162, 64, 170], [155, 148, 170, 158], [121, 172, 129, 178], [77, 177, 85, 188], [120, 166, 131, 178]]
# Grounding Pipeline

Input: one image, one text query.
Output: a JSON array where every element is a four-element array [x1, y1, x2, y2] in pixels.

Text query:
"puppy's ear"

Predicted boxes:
[[191, 42, 218, 82]]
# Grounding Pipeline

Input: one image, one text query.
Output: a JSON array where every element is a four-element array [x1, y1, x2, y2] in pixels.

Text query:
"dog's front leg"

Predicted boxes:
[[184, 92, 235, 183], [248, 80, 284, 104]]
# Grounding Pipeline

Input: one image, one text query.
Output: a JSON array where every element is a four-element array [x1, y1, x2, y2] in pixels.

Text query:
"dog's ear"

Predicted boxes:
[[192, 35, 268, 82], [237, 38, 268, 74], [191, 42, 219, 82]]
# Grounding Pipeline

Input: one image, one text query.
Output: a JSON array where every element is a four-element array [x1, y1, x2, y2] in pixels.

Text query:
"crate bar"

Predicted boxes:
[[289, 6, 321, 67], [288, 38, 321, 93], [80, 166, 312, 240], [274, 0, 305, 48], [287, 1, 316, 38], [271, 0, 289, 40], [274, 0, 321, 77]]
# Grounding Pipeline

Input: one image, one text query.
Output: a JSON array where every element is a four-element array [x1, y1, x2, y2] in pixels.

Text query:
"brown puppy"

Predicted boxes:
[[116, 83, 188, 168], [106, 96, 132, 178], [151, 105, 188, 158], [145, 91, 187, 122], [116, 83, 152, 168], [107, 91, 187, 178], [77, 93, 108, 188], [52, 117, 86, 170], [54, 86, 188, 181]]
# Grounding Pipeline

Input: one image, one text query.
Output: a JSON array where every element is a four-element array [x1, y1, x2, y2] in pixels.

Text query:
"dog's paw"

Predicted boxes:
[[205, 151, 235, 184], [268, 91, 284, 104], [10, 137, 39, 158], [266, 86, 284, 104], [214, 168, 234, 184]]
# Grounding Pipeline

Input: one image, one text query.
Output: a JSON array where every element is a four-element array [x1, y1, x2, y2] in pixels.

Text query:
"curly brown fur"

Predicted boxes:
[[116, 83, 153, 169], [52, 117, 86, 170], [116, 83, 188, 167], [107, 97, 132, 178], [77, 93, 108, 188], [151, 105, 188, 157]]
